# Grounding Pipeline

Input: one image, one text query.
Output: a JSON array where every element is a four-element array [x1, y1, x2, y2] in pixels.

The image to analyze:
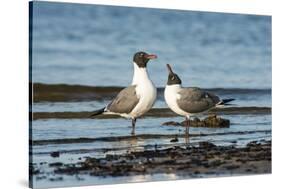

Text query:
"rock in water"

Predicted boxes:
[[199, 141, 217, 148], [162, 115, 230, 128], [162, 121, 182, 126], [50, 151, 60, 158], [204, 115, 230, 128], [170, 136, 179, 143]]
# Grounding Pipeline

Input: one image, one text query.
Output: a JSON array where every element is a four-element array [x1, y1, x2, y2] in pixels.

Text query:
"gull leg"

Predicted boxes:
[[131, 118, 136, 135], [184, 117, 190, 144], [185, 117, 190, 137]]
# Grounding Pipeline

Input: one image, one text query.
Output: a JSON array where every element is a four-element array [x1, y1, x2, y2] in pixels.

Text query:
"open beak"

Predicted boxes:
[[166, 64, 174, 74], [145, 54, 157, 59]]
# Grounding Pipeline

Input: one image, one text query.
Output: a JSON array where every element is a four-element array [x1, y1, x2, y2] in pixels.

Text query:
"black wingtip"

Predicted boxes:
[[221, 98, 235, 105], [89, 107, 105, 118]]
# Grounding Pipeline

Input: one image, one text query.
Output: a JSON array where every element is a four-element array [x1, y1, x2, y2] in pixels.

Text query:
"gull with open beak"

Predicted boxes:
[[164, 64, 234, 136]]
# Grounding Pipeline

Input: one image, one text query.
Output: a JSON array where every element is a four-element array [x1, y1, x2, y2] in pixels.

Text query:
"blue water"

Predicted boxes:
[[31, 1, 271, 88]]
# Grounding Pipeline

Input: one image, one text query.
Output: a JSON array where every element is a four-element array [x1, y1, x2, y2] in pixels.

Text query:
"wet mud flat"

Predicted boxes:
[[32, 83, 271, 102], [32, 107, 271, 120], [31, 140, 271, 181]]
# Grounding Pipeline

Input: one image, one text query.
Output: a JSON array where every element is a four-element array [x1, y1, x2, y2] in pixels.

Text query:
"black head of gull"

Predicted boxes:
[[133, 51, 157, 68], [166, 64, 182, 85]]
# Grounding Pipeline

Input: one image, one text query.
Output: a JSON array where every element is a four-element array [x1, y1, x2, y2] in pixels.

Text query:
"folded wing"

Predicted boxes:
[[177, 87, 220, 113], [106, 85, 139, 114]]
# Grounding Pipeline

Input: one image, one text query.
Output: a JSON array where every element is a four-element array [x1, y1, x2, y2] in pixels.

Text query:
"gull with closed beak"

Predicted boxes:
[[91, 51, 158, 135]]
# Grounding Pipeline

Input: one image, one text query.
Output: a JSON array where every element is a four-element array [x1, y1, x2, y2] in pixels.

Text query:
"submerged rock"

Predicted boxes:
[[170, 136, 179, 143], [50, 151, 60, 158], [199, 141, 217, 149], [162, 121, 182, 126], [49, 162, 63, 167], [162, 115, 230, 128]]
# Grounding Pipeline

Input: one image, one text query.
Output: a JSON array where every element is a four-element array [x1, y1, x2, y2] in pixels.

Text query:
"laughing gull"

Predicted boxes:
[[91, 51, 157, 135], [164, 64, 234, 136]]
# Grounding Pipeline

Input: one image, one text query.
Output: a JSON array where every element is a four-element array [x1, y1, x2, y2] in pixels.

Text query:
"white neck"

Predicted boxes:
[[166, 84, 182, 91], [132, 62, 151, 85]]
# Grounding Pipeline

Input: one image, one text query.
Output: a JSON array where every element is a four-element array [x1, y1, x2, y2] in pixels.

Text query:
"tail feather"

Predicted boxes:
[[90, 107, 105, 117], [217, 98, 235, 106]]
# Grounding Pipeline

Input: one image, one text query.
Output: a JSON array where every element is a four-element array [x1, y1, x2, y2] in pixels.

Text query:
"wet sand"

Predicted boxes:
[[32, 83, 123, 102], [32, 107, 271, 120], [32, 83, 270, 102], [31, 140, 271, 180]]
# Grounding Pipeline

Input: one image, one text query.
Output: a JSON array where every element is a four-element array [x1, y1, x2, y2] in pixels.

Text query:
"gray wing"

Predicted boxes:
[[106, 85, 139, 114], [177, 87, 220, 113]]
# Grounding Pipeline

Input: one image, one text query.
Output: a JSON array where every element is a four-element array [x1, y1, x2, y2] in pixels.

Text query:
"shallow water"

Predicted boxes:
[[31, 86, 272, 188], [31, 113, 271, 188], [32, 115, 271, 141], [32, 172, 256, 189]]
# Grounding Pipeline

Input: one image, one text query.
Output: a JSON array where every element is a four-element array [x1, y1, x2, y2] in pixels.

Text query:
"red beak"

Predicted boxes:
[[145, 54, 157, 59]]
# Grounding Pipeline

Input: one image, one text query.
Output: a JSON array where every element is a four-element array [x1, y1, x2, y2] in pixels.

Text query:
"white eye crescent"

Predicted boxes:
[[171, 76, 175, 80]]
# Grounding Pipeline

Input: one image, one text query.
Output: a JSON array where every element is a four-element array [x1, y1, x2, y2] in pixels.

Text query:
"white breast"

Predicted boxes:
[[129, 63, 157, 118], [164, 85, 189, 117]]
